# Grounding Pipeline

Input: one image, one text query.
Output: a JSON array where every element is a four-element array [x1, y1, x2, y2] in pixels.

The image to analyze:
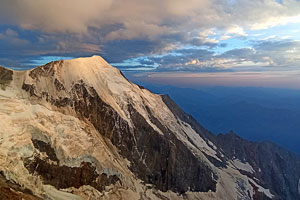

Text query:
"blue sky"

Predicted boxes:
[[0, 0, 300, 88]]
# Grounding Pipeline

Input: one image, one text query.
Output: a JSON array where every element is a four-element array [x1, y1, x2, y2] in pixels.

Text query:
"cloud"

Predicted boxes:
[[0, 0, 113, 33], [130, 70, 300, 89], [250, 15, 300, 30], [0, 0, 300, 71], [0, 0, 209, 38], [225, 25, 248, 37], [220, 35, 231, 40], [262, 35, 277, 40], [0, 27, 102, 68], [253, 40, 300, 67], [126, 39, 300, 72], [1, 0, 299, 38]]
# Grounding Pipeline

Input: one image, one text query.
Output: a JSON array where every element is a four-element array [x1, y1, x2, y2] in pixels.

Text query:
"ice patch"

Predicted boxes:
[[178, 120, 221, 162], [208, 140, 217, 150], [249, 179, 274, 199], [43, 185, 82, 200], [232, 159, 255, 174]]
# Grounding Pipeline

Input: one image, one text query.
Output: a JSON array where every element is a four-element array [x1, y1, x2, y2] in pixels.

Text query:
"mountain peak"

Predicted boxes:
[[64, 55, 109, 66], [25, 55, 125, 91], [1, 55, 299, 200], [27, 55, 113, 76], [20, 55, 134, 121]]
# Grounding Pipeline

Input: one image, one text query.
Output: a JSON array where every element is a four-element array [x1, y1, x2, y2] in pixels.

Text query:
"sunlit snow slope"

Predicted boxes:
[[0, 56, 299, 200]]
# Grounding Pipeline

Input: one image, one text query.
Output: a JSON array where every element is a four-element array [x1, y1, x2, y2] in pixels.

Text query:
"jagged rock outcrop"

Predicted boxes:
[[21, 58, 217, 194], [0, 172, 41, 200], [0, 56, 299, 200], [0, 66, 13, 90], [216, 132, 300, 200]]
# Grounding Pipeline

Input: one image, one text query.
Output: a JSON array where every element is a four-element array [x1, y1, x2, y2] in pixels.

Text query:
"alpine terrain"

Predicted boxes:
[[0, 55, 300, 200]]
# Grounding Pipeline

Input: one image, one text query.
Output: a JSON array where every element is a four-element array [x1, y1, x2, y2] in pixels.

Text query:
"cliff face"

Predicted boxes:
[[216, 132, 300, 200], [0, 56, 299, 200]]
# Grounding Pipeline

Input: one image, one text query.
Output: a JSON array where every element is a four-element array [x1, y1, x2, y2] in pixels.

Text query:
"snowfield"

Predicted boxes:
[[0, 56, 276, 200]]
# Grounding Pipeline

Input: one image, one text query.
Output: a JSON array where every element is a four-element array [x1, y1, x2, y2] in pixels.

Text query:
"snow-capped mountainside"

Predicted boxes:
[[0, 56, 299, 200]]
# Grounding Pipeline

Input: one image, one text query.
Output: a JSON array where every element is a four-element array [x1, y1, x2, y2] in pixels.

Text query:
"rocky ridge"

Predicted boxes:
[[0, 56, 299, 200]]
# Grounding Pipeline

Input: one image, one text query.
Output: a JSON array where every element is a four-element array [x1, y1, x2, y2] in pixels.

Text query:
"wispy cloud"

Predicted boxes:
[[117, 39, 300, 72]]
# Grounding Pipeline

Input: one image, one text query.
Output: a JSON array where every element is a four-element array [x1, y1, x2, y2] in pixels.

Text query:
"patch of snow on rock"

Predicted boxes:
[[232, 159, 255, 174], [249, 179, 274, 199]]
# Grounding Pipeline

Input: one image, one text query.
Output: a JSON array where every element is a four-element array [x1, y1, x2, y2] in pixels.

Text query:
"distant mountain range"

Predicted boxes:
[[0, 56, 300, 199], [135, 84, 300, 155]]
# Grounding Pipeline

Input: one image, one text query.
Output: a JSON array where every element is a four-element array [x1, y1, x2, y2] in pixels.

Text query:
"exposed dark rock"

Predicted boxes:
[[22, 83, 37, 96], [54, 78, 65, 91], [24, 157, 120, 192], [29, 61, 63, 80], [26, 138, 121, 192], [203, 153, 226, 168], [216, 132, 300, 200], [0, 66, 13, 89], [0, 171, 41, 200], [161, 94, 227, 165], [31, 139, 59, 162], [119, 71, 131, 83], [249, 181, 272, 200], [67, 83, 217, 193], [22, 68, 217, 193], [161, 95, 218, 148], [138, 85, 146, 89], [127, 104, 217, 193], [18, 60, 300, 199]]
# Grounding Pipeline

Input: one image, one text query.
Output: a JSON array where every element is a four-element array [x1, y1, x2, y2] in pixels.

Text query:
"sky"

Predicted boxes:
[[0, 0, 300, 88]]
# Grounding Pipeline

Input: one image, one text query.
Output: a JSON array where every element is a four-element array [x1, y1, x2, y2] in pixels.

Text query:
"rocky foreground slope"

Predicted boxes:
[[0, 56, 299, 200]]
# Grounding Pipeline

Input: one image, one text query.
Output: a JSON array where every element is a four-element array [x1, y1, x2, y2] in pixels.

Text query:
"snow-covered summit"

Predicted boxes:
[[0, 56, 297, 200], [22, 56, 167, 129]]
